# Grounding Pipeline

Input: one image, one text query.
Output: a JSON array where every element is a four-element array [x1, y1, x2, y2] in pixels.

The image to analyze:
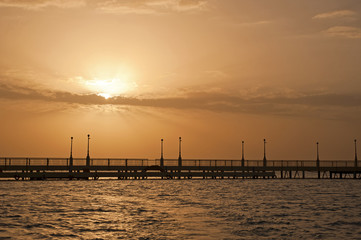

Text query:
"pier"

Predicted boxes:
[[1, 137, 359, 180], [0, 158, 360, 180]]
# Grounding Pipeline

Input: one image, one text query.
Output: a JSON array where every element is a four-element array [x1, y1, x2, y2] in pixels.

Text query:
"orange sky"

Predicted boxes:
[[0, 0, 361, 160]]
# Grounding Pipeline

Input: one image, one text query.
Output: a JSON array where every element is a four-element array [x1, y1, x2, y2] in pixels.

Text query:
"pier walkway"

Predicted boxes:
[[0, 158, 360, 180]]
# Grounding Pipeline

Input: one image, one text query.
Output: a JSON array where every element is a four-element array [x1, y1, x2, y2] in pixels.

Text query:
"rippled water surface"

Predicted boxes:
[[1, 179, 361, 239]]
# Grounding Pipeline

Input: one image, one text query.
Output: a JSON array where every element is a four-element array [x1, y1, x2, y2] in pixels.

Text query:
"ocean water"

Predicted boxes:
[[1, 179, 361, 240]]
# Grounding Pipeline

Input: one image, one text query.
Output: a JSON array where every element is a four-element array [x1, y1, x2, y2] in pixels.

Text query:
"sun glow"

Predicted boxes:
[[83, 77, 137, 99]]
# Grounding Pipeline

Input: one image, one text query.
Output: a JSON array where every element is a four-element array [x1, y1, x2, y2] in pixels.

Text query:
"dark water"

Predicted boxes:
[[1, 179, 361, 239]]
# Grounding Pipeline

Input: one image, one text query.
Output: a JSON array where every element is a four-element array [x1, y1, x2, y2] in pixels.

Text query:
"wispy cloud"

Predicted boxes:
[[313, 10, 356, 20], [236, 20, 272, 27], [217, 17, 273, 28], [0, 0, 207, 13], [323, 26, 361, 39], [313, 10, 361, 39], [0, 0, 85, 10], [94, 0, 208, 14], [177, 0, 208, 11], [1, 82, 361, 120], [204, 70, 229, 79]]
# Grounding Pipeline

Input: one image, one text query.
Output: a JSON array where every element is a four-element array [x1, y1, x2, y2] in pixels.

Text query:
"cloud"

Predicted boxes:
[[323, 26, 361, 39], [218, 17, 273, 28], [0, 0, 207, 13], [204, 70, 229, 79], [92, 0, 208, 14], [236, 20, 272, 27], [313, 10, 356, 20], [0, 0, 85, 9], [1, 82, 361, 120], [177, 0, 207, 11]]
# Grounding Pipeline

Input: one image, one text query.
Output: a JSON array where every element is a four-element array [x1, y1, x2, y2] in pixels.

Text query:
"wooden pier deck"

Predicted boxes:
[[0, 158, 360, 180]]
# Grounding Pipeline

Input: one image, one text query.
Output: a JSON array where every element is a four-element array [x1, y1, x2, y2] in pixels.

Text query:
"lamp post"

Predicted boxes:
[[316, 142, 320, 179], [316, 142, 319, 166], [160, 139, 164, 167], [178, 137, 182, 167], [355, 139, 358, 167], [69, 137, 73, 168], [263, 139, 267, 167], [86, 134, 90, 167], [241, 140, 245, 167]]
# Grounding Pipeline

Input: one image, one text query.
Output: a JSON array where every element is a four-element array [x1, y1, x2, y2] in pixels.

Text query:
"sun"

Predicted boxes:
[[84, 77, 137, 99]]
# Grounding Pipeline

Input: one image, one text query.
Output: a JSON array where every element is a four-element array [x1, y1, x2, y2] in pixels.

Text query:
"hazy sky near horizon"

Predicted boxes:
[[0, 0, 361, 160]]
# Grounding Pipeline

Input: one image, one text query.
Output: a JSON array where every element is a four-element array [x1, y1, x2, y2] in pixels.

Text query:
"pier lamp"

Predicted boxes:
[[86, 134, 90, 167], [69, 137, 73, 168], [355, 139, 358, 167], [316, 141, 320, 168], [160, 139, 164, 167], [316, 142, 320, 179], [241, 140, 245, 167], [263, 139, 267, 167], [178, 137, 182, 167]]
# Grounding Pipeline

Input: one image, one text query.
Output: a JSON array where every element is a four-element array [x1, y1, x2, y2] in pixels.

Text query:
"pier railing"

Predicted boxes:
[[0, 158, 357, 168]]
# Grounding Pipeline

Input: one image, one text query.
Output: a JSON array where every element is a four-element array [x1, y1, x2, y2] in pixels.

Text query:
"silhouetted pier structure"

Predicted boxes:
[[0, 137, 360, 180], [1, 158, 361, 180]]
